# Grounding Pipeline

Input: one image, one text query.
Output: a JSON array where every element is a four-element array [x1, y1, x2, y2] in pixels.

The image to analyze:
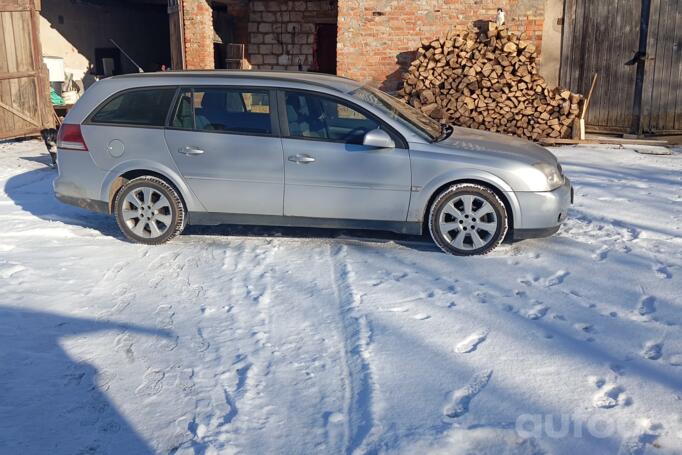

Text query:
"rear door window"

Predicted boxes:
[[90, 87, 176, 127], [171, 87, 273, 135]]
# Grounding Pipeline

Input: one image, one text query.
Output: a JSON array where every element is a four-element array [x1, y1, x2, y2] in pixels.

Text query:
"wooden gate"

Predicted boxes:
[[560, 0, 682, 135], [0, 0, 53, 140]]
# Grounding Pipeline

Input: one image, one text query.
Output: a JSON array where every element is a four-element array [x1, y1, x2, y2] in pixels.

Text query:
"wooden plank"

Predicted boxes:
[[662, 0, 681, 131], [641, 0, 660, 131], [650, 0, 672, 130], [11, 11, 32, 73], [619, 0, 642, 129], [540, 137, 670, 146], [580, 73, 598, 119], [572, 0, 587, 92], [672, 0, 682, 131], [559, 0, 576, 87], [28, 5, 52, 129], [0, 99, 41, 127], [0, 126, 41, 140], [0, 69, 35, 80], [0, 11, 16, 135], [0, 13, 7, 135], [0, 0, 31, 11], [603, 0, 621, 127], [581, 0, 600, 125]]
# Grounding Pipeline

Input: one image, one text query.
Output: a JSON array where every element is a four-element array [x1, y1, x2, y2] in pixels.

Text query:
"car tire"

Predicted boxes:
[[114, 176, 186, 245], [428, 183, 508, 256]]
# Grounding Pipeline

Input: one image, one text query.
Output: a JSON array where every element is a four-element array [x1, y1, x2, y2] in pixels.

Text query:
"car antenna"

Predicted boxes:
[[109, 39, 144, 73]]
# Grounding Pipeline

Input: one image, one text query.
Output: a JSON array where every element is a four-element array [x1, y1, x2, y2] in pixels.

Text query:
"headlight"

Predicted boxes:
[[533, 162, 564, 190]]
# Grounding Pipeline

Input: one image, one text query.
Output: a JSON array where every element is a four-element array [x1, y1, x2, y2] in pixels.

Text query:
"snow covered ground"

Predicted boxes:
[[0, 139, 681, 455]]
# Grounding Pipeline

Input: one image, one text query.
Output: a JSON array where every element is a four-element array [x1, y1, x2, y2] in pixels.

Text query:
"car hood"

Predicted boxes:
[[434, 126, 559, 166]]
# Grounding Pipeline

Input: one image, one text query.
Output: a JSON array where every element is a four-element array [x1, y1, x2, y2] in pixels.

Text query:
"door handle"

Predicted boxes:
[[178, 146, 205, 156], [288, 154, 316, 164]]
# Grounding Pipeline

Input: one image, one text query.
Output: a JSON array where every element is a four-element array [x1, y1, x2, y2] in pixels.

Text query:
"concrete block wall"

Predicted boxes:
[[337, 0, 547, 91], [247, 0, 336, 71]]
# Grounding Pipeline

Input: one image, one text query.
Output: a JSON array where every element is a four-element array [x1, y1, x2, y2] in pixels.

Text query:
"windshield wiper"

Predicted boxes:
[[434, 124, 454, 142]]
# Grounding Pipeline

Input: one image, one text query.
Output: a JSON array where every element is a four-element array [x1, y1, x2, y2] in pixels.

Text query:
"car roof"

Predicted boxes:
[[111, 70, 364, 94]]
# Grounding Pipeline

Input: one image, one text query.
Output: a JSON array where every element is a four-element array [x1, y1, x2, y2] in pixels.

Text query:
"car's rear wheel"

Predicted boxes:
[[428, 183, 508, 256], [114, 176, 185, 244]]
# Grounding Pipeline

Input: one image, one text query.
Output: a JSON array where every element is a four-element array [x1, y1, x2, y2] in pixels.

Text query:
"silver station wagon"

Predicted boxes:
[[54, 71, 572, 256]]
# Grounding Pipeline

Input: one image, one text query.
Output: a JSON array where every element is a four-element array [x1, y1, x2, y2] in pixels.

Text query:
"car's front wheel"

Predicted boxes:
[[114, 176, 186, 244], [428, 183, 508, 256]]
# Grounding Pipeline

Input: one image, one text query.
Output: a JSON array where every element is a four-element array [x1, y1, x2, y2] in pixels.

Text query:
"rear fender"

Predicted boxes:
[[100, 160, 206, 213]]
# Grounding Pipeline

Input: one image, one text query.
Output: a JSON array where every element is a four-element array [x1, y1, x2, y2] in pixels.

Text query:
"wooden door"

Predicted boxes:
[[560, 0, 642, 132], [0, 0, 53, 140], [561, 0, 682, 134]]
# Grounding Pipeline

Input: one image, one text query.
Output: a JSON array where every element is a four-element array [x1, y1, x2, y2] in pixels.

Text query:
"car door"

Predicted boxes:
[[164, 86, 284, 215], [280, 90, 411, 221]]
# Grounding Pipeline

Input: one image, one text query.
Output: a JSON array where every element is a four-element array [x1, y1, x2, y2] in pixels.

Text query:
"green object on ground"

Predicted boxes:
[[50, 87, 65, 106]]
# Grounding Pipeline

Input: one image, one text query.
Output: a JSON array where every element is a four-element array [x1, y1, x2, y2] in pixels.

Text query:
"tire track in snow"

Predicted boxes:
[[328, 244, 375, 454]]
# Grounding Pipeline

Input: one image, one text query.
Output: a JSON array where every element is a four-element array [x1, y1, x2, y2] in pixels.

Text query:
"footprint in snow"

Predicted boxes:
[[518, 275, 539, 287], [387, 307, 409, 313], [526, 302, 548, 320], [592, 246, 609, 262], [454, 330, 489, 354], [618, 421, 663, 455], [574, 323, 594, 334], [114, 332, 135, 363], [413, 313, 431, 320], [443, 370, 492, 418], [135, 369, 165, 397], [653, 264, 672, 279], [592, 379, 628, 409], [642, 341, 663, 360], [637, 295, 656, 316], [155, 304, 175, 329], [543, 270, 569, 287]]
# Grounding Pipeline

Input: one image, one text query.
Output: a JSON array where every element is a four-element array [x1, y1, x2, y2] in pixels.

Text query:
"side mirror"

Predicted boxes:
[[362, 129, 395, 149]]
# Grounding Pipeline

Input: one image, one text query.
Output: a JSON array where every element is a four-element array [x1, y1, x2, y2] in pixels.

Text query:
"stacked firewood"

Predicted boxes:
[[397, 23, 583, 140]]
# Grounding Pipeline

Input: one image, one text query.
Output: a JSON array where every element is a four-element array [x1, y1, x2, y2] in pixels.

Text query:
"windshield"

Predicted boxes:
[[349, 86, 443, 142]]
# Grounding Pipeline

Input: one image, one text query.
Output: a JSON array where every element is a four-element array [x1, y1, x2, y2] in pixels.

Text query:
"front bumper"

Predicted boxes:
[[512, 177, 573, 239]]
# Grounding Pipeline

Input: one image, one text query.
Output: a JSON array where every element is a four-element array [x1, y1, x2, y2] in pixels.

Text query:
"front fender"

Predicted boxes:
[[99, 159, 206, 212], [408, 168, 522, 228]]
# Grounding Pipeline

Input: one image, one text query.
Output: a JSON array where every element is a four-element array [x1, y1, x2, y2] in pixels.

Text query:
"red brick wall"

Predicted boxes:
[[337, 0, 546, 91], [182, 0, 215, 69]]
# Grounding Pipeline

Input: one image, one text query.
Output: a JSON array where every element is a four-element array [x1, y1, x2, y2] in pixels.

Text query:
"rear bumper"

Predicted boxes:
[[512, 177, 573, 238], [53, 149, 109, 213], [55, 193, 109, 213]]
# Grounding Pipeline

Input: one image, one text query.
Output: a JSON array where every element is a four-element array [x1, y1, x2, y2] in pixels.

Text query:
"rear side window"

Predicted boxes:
[[90, 88, 176, 127], [171, 87, 272, 135]]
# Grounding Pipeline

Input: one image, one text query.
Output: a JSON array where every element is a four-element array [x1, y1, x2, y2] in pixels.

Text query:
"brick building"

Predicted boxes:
[[174, 0, 563, 91], [36, 0, 680, 135]]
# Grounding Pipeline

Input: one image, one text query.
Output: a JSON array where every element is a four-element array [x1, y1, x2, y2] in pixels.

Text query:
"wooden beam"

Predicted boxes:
[[540, 137, 669, 146], [0, 0, 32, 11], [0, 100, 41, 127], [0, 70, 37, 81]]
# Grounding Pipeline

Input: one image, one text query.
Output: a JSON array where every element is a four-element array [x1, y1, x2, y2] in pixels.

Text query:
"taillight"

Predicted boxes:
[[57, 124, 89, 151]]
